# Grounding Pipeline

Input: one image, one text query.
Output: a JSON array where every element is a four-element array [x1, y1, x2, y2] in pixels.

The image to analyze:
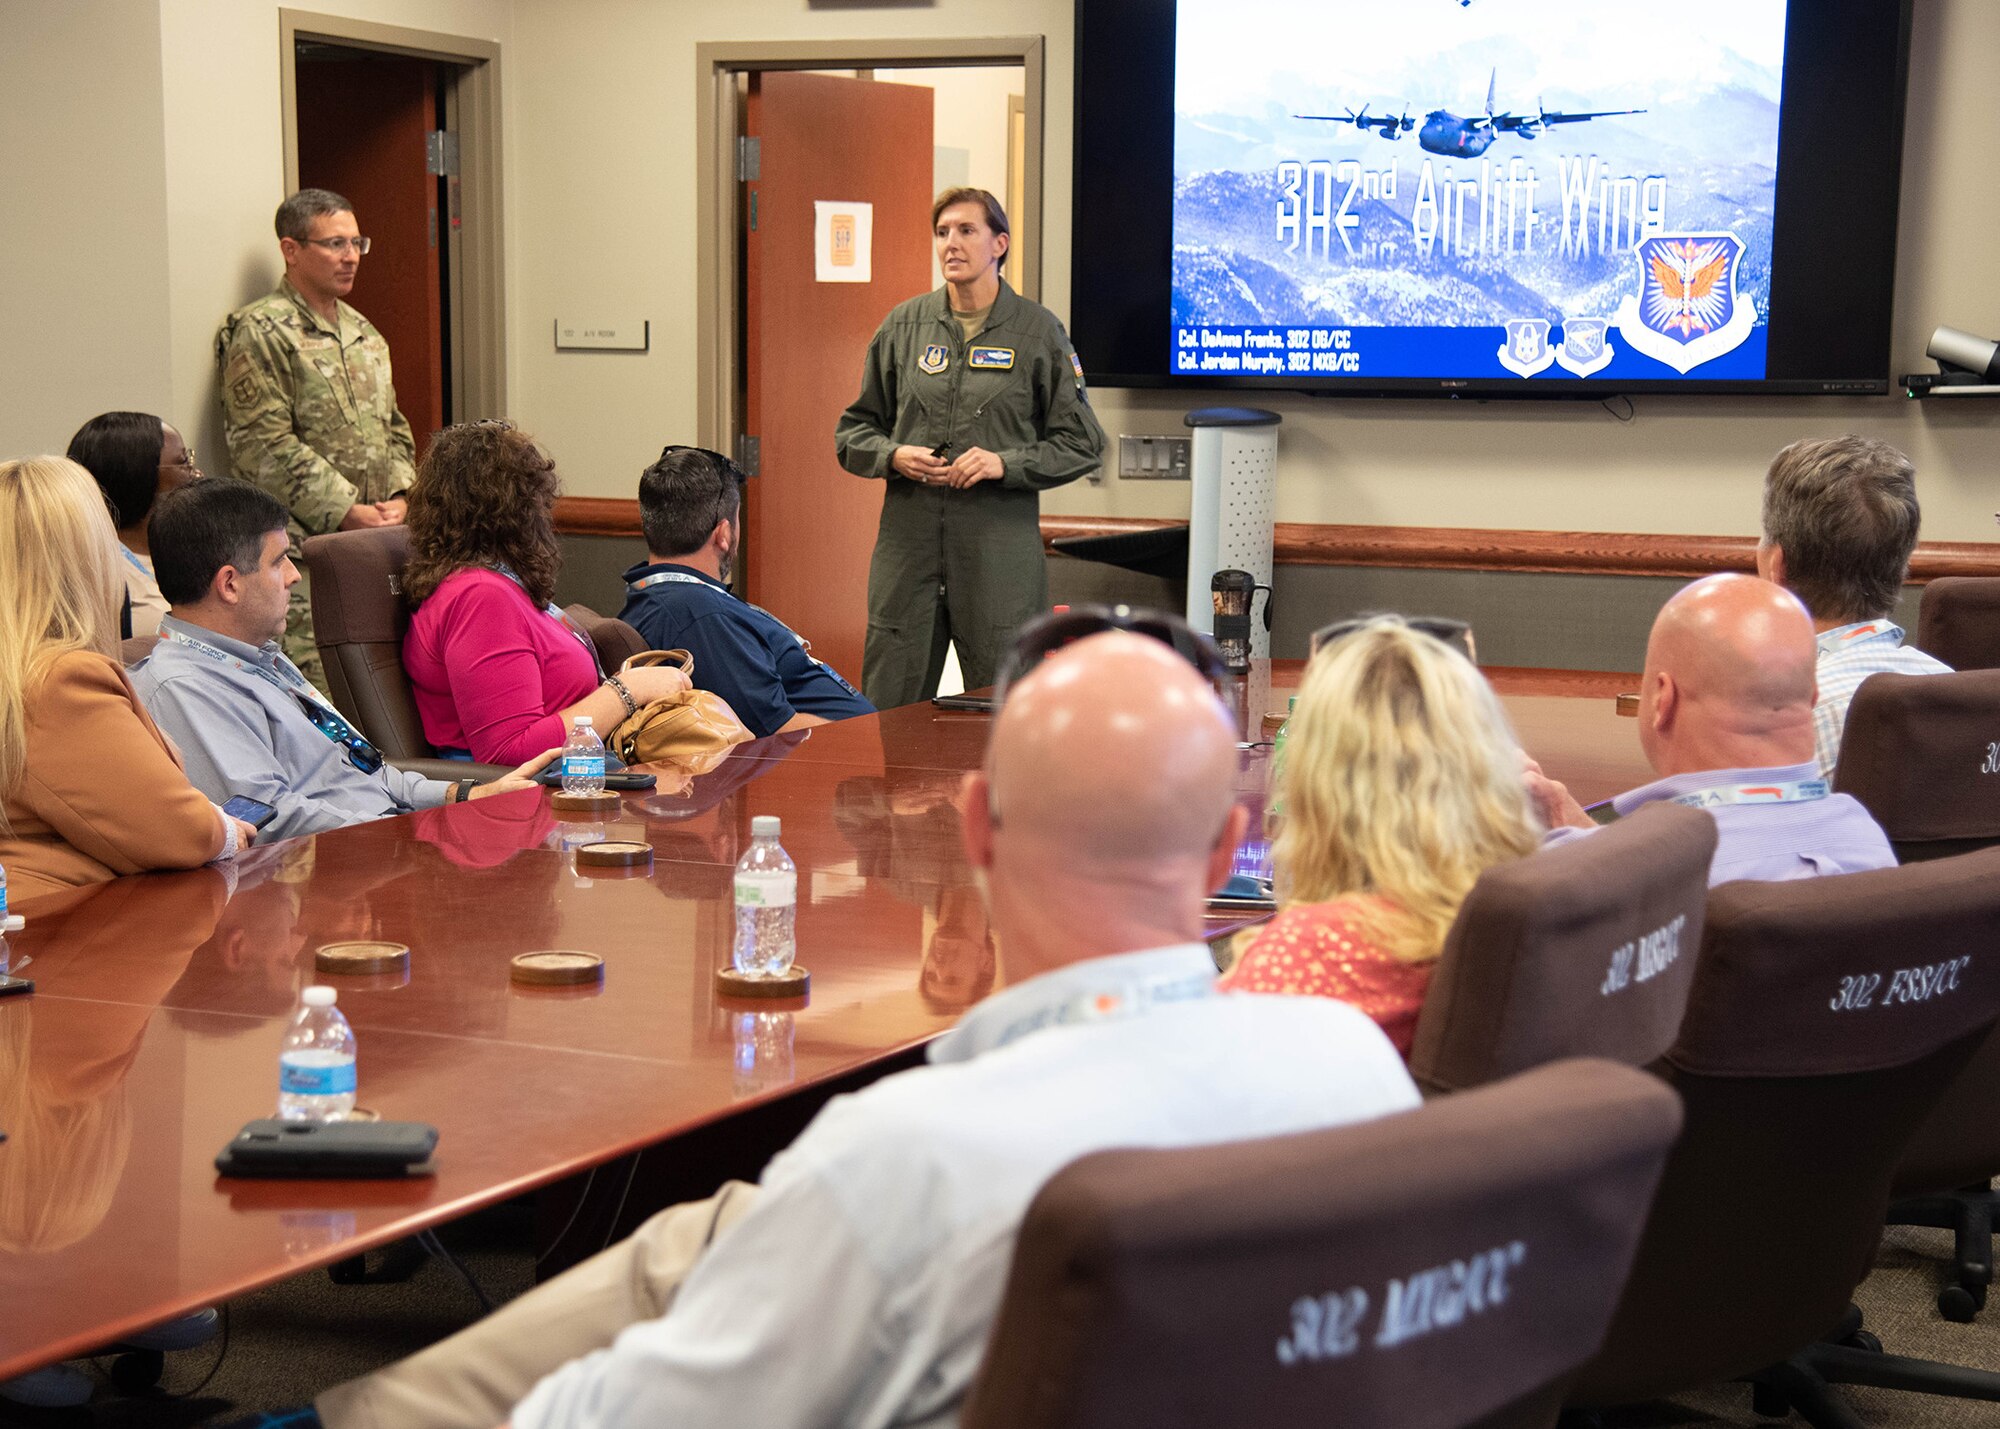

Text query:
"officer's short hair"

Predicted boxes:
[[1761, 435, 1921, 625], [638, 446, 746, 558], [931, 187, 1009, 270], [276, 188, 355, 242], [149, 478, 290, 607]]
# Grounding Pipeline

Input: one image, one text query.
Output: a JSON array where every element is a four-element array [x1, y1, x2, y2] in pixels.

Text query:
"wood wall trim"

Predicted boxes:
[[552, 496, 644, 538], [556, 500, 2000, 582]]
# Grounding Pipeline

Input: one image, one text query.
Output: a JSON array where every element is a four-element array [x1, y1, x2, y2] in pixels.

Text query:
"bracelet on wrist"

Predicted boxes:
[[606, 673, 639, 718]]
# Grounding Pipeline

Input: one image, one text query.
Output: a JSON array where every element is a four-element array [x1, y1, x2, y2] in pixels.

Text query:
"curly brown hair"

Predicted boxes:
[[403, 421, 563, 608]]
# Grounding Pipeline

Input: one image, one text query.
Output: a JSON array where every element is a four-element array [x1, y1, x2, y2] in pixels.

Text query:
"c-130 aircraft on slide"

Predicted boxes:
[[1297, 68, 1644, 159]]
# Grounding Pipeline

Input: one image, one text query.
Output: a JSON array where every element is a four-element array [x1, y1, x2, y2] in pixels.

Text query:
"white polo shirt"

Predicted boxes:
[[515, 943, 1421, 1429]]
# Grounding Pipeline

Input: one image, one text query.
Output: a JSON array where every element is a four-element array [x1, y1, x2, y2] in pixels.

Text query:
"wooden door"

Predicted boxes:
[[296, 52, 446, 456], [744, 72, 935, 687]]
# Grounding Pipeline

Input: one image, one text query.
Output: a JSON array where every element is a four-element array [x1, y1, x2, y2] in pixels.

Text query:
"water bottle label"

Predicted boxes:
[[735, 871, 797, 908], [562, 752, 605, 779], [280, 1056, 357, 1095]]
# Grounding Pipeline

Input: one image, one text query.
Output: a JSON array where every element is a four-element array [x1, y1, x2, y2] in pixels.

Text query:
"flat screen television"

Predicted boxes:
[[1072, 0, 1913, 397]]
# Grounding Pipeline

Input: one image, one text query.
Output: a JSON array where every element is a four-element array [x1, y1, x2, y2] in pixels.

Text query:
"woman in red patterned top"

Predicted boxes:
[[1221, 618, 1543, 1053]]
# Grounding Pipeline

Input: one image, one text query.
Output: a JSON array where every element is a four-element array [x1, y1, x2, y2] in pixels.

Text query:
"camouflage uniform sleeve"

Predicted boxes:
[[219, 315, 359, 535], [996, 314, 1107, 494], [834, 320, 902, 481], [384, 399, 417, 495]]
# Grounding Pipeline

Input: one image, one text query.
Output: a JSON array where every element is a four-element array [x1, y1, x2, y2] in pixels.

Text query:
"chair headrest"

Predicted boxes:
[[1669, 846, 2000, 1078], [300, 526, 414, 646], [1833, 669, 2000, 844], [1917, 576, 2000, 672], [971, 1059, 1680, 1429], [1410, 802, 1717, 1092]]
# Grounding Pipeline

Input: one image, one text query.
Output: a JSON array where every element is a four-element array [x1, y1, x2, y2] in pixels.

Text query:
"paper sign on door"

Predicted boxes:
[[814, 201, 873, 283]]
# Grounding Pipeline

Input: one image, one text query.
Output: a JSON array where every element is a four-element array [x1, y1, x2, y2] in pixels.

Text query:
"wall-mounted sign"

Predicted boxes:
[[814, 200, 873, 284], [555, 320, 649, 352]]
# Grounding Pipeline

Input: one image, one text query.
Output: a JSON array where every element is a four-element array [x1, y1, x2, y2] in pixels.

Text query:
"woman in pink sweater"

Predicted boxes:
[[402, 422, 689, 766]]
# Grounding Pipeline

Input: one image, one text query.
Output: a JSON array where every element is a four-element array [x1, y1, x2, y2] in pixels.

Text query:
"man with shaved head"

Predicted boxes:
[[1530, 573, 1893, 884], [293, 627, 1418, 1429]]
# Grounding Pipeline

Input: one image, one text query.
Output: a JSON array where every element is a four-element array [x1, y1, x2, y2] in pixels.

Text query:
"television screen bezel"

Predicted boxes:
[[1070, 0, 1915, 399]]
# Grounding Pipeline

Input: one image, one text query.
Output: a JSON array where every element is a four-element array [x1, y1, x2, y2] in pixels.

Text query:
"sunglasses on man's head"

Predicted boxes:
[[993, 604, 1229, 706], [1310, 614, 1477, 664]]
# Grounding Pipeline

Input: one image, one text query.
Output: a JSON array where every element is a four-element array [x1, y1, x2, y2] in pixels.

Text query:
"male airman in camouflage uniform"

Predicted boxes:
[[218, 189, 415, 686]]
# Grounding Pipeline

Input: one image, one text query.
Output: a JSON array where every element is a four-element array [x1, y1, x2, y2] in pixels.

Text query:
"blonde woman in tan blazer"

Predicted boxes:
[[0, 456, 253, 905]]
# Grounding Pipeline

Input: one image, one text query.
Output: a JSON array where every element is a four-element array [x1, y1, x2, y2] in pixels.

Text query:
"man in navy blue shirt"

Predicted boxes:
[[619, 446, 874, 737]]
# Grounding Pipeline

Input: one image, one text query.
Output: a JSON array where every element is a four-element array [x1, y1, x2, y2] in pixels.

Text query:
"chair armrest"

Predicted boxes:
[[390, 758, 514, 783]]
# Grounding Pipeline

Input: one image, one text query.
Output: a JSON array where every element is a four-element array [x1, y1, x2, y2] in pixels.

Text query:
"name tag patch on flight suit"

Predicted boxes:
[[918, 344, 950, 374], [968, 347, 1015, 370]]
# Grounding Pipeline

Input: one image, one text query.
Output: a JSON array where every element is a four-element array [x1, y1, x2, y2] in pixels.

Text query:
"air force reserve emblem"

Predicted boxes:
[[918, 343, 949, 375], [1555, 317, 1614, 378], [1496, 318, 1554, 378], [1613, 232, 1755, 373]]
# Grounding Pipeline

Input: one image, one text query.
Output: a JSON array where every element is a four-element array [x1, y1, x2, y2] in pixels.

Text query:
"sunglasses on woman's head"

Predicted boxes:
[[1310, 614, 1476, 664]]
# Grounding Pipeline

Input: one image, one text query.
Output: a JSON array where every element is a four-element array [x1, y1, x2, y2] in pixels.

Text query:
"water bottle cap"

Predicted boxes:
[[1, 915, 21, 933], [751, 815, 781, 838], [574, 716, 594, 728], [302, 985, 337, 1008]]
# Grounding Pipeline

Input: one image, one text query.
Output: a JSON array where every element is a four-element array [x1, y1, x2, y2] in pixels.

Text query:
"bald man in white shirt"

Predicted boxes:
[[306, 630, 1419, 1429]]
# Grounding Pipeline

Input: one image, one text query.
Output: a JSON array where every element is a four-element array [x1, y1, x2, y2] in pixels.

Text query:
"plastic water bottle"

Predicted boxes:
[[1268, 695, 1297, 821], [561, 716, 606, 794], [733, 815, 798, 976], [278, 985, 357, 1121]]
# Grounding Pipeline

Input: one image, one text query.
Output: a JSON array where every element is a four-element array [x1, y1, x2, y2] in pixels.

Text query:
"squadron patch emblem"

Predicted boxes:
[[1613, 232, 1754, 373], [918, 344, 949, 375]]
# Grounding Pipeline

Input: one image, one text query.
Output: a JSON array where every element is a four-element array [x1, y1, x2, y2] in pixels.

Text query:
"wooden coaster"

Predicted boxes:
[[715, 964, 811, 999], [511, 950, 605, 987], [1615, 692, 1641, 718], [552, 790, 621, 815], [315, 941, 410, 976], [577, 840, 653, 869]]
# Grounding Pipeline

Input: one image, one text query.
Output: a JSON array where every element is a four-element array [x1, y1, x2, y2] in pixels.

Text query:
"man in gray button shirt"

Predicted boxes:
[[132, 479, 552, 841]]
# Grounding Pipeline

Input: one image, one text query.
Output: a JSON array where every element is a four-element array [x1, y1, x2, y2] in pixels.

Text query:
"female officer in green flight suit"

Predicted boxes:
[[835, 188, 1106, 709]]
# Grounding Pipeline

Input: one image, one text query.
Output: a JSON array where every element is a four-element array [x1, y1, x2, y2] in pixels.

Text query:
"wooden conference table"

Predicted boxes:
[[0, 662, 1648, 1381]]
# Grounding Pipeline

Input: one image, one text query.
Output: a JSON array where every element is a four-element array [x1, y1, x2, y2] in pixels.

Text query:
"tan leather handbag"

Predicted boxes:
[[609, 650, 754, 766]]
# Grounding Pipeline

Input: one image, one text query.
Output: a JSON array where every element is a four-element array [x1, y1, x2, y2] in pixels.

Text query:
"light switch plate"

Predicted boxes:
[[1117, 434, 1192, 480]]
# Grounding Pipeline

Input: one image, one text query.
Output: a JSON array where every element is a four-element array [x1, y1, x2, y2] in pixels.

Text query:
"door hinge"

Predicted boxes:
[[426, 131, 461, 177], [737, 136, 761, 181], [735, 435, 761, 476]]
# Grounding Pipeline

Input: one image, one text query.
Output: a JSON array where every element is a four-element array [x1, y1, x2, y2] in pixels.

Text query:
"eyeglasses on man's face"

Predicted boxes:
[[301, 236, 372, 256]]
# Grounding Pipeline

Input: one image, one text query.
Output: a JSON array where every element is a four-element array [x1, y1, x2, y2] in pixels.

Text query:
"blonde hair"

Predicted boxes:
[[1273, 618, 1542, 964], [0, 457, 127, 806]]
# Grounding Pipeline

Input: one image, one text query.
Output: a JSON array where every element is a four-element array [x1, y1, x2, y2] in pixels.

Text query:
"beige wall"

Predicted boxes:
[[3, 0, 1994, 545], [0, 0, 175, 448]]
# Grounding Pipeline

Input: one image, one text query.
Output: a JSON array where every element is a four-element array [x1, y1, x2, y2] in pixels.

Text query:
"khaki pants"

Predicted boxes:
[[316, 1182, 759, 1429]]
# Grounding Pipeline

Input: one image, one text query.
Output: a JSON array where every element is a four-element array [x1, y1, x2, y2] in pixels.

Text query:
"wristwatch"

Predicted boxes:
[[452, 778, 478, 804]]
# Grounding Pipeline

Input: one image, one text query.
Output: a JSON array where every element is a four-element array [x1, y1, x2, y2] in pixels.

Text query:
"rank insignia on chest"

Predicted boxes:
[[918, 344, 949, 374], [968, 346, 1015, 370]]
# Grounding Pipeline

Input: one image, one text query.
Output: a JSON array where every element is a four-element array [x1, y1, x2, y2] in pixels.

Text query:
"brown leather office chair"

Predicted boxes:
[[564, 603, 648, 671], [300, 526, 507, 781], [1832, 670, 2000, 1320], [1915, 576, 2000, 671], [1567, 848, 2000, 1426], [1408, 803, 1716, 1096], [962, 1059, 1681, 1429], [1831, 668, 2000, 862]]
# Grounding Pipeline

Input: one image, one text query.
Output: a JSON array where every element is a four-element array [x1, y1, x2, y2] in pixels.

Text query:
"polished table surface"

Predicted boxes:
[[0, 663, 1651, 1378]]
